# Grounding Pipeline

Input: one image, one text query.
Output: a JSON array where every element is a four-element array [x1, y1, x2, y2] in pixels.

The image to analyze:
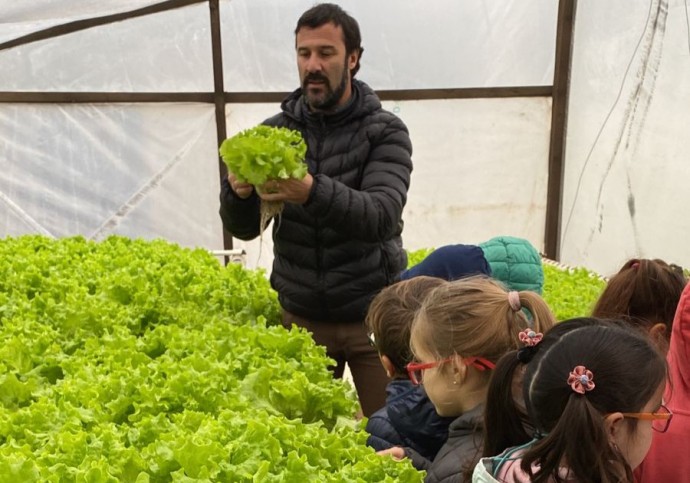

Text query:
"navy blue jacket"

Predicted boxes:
[[366, 379, 454, 464]]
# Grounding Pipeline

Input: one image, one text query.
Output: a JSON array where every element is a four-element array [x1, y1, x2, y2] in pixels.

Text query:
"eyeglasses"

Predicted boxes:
[[406, 356, 496, 385], [367, 332, 377, 349], [620, 404, 673, 433]]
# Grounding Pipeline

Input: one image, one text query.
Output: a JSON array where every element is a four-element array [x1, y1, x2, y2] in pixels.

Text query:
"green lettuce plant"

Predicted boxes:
[[220, 126, 308, 233], [219, 125, 307, 187], [0, 236, 423, 482]]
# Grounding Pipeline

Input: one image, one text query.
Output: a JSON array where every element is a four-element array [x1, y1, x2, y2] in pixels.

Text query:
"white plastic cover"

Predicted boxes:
[[0, 3, 213, 92], [0, 103, 223, 249], [561, 0, 690, 275], [221, 0, 557, 91], [7, 1, 687, 277]]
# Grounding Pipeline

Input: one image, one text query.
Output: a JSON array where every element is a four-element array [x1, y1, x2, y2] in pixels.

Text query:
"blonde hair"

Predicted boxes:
[[410, 276, 556, 365]]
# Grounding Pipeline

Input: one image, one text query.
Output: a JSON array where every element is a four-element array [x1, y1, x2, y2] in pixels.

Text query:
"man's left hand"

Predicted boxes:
[[258, 174, 314, 205]]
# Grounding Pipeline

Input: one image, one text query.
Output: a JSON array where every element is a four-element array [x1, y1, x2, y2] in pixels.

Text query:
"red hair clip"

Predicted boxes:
[[568, 365, 595, 394], [518, 329, 543, 347]]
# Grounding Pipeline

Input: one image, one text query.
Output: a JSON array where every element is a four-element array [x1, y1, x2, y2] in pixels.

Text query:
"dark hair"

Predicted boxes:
[[482, 318, 636, 459], [517, 321, 666, 483], [365, 276, 445, 376], [592, 258, 687, 347], [295, 3, 364, 76]]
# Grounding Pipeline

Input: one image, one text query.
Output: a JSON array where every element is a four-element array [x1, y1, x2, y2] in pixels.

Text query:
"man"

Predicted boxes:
[[219, 3, 413, 416]]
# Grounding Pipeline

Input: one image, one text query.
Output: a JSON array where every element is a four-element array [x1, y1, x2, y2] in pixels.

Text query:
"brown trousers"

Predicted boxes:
[[282, 310, 388, 417]]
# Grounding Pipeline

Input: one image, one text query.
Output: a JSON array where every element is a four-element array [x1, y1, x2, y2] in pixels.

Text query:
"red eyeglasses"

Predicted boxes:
[[406, 356, 496, 385]]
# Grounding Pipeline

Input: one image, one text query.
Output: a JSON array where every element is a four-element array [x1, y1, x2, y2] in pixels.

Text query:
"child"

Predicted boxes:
[[401, 236, 544, 294], [474, 320, 669, 482], [379, 276, 555, 482], [365, 276, 455, 463], [592, 258, 686, 352], [481, 317, 634, 459], [635, 281, 690, 482]]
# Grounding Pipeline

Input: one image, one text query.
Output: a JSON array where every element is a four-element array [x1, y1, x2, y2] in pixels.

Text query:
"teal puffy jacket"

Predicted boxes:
[[478, 236, 544, 294]]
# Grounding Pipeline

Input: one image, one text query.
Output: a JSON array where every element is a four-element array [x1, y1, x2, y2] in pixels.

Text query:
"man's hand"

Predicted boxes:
[[228, 173, 254, 199], [258, 174, 314, 205]]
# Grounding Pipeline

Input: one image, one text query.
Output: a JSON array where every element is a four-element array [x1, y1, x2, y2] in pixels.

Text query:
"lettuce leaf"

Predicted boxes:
[[219, 126, 308, 186]]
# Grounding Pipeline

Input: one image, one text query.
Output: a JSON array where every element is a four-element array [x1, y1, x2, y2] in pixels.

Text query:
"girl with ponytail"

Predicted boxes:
[[474, 319, 670, 483]]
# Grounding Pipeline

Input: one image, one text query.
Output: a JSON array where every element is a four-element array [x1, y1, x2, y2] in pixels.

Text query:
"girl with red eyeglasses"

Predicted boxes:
[[377, 276, 555, 482]]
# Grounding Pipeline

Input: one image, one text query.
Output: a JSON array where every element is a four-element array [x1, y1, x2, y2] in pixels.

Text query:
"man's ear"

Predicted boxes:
[[347, 51, 358, 71], [380, 355, 396, 379]]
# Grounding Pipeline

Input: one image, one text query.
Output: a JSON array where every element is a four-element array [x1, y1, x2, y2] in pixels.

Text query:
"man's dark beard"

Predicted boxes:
[[303, 61, 349, 111]]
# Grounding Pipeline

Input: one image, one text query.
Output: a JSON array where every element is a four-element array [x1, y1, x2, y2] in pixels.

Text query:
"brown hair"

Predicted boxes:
[[295, 3, 364, 76], [365, 276, 445, 376], [410, 276, 556, 372], [520, 322, 666, 483], [592, 258, 686, 344]]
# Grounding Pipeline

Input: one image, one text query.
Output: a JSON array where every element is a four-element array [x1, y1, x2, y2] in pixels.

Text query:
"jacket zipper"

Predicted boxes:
[[314, 116, 328, 317]]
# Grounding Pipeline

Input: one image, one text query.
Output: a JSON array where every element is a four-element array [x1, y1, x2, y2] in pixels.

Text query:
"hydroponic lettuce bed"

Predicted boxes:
[[0, 238, 606, 482], [0, 236, 421, 482]]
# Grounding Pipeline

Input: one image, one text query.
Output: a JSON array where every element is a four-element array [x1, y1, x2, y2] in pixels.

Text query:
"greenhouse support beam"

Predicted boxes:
[[544, 0, 576, 261], [0, 92, 214, 103], [208, 0, 234, 255], [0, 86, 552, 105], [0, 0, 206, 52]]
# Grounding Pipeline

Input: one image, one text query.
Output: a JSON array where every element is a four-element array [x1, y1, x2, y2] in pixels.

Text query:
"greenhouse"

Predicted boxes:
[[1, 0, 689, 481]]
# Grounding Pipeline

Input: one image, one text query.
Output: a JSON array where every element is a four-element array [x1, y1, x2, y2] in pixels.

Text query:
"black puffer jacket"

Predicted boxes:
[[219, 80, 413, 322]]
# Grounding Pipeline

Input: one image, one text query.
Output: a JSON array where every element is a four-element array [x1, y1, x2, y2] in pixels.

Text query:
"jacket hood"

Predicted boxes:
[[666, 282, 690, 407], [399, 244, 491, 281], [478, 236, 544, 294]]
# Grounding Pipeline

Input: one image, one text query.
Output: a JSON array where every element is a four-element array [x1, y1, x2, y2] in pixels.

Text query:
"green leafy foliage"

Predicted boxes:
[[541, 263, 606, 321], [219, 125, 308, 186], [0, 236, 422, 482], [406, 248, 435, 268]]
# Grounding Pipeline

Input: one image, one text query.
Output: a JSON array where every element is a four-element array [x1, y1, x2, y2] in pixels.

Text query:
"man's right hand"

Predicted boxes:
[[228, 173, 254, 199]]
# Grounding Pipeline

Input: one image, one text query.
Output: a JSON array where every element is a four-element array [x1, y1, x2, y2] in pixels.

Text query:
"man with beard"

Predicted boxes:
[[219, 3, 413, 417]]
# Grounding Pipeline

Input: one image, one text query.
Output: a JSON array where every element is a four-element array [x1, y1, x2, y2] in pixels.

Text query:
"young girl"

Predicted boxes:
[[474, 320, 670, 483], [378, 276, 555, 482], [592, 258, 686, 352]]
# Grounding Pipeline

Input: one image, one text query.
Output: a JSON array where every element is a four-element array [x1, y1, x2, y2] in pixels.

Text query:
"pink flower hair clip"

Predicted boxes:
[[568, 365, 595, 394], [518, 329, 543, 347]]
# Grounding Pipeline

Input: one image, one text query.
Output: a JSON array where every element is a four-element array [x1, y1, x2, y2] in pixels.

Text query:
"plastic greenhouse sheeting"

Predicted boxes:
[[2, 0, 690, 278], [561, 0, 690, 275], [0, 3, 213, 92], [221, 0, 557, 91], [0, 103, 222, 248]]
